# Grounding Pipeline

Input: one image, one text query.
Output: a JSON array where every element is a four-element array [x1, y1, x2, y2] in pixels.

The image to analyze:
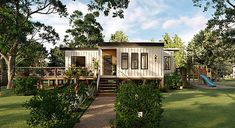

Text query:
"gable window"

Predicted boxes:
[[141, 53, 148, 69], [164, 56, 171, 70], [71, 56, 85, 67], [121, 53, 128, 69], [131, 53, 138, 69]]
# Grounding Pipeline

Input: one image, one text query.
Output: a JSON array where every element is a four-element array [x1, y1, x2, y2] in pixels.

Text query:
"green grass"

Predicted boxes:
[[0, 86, 94, 128], [161, 89, 235, 128], [0, 87, 31, 128], [216, 79, 235, 87]]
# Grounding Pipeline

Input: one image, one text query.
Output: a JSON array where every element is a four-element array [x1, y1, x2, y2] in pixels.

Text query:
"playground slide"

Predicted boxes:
[[200, 74, 216, 87]]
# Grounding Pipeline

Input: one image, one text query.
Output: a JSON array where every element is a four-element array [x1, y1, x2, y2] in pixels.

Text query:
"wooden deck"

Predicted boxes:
[[15, 67, 96, 87]]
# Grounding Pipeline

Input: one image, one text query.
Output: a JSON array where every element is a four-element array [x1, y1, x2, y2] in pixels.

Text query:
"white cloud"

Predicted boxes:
[[162, 19, 181, 29], [162, 13, 208, 44], [141, 20, 160, 30], [162, 14, 207, 30], [97, 0, 168, 41]]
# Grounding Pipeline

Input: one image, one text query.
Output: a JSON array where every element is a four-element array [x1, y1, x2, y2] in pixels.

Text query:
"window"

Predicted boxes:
[[121, 53, 128, 69], [164, 56, 171, 70], [71, 56, 85, 67], [141, 53, 148, 69], [131, 53, 138, 69]]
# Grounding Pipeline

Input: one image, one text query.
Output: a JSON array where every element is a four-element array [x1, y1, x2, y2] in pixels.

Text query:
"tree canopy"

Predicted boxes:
[[88, 0, 130, 18], [109, 30, 128, 42], [0, 0, 63, 88], [64, 11, 104, 48], [48, 46, 65, 67], [193, 0, 235, 43], [160, 33, 186, 68], [187, 29, 235, 79]]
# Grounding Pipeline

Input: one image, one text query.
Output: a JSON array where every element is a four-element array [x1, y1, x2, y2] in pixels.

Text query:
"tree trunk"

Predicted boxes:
[[7, 56, 15, 89], [1, 58, 8, 87]]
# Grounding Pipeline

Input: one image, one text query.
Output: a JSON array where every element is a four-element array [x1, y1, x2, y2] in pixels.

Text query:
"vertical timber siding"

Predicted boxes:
[[65, 50, 99, 70], [116, 47, 164, 78]]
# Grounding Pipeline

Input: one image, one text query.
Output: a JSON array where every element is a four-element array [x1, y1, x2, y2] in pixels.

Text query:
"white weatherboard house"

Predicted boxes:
[[62, 42, 177, 87]]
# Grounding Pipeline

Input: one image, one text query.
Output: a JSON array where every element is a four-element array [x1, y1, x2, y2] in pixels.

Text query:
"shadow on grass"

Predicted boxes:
[[163, 88, 235, 103], [161, 89, 235, 128], [0, 102, 25, 111], [0, 111, 29, 128]]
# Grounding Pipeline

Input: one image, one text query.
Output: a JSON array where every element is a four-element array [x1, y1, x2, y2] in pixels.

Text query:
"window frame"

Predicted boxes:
[[71, 56, 86, 67], [164, 56, 171, 70], [141, 53, 148, 69], [131, 53, 139, 69], [121, 53, 128, 69]]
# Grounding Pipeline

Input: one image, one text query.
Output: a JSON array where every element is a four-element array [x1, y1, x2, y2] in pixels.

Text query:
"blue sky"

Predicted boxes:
[[32, 0, 213, 49]]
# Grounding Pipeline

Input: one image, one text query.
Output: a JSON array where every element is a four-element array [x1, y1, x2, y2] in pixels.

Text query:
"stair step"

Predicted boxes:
[[99, 84, 116, 86], [100, 81, 117, 84], [99, 89, 115, 92], [98, 78, 117, 97], [97, 93, 116, 96], [99, 86, 116, 89]]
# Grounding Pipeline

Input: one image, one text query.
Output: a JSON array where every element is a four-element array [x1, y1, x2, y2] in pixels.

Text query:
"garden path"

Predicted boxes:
[[74, 96, 116, 128]]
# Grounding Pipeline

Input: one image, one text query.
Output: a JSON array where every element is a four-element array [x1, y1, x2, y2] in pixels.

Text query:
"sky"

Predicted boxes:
[[32, 0, 213, 50]]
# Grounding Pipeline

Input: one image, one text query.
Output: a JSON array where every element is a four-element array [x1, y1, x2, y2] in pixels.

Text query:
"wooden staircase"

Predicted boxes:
[[98, 78, 117, 96]]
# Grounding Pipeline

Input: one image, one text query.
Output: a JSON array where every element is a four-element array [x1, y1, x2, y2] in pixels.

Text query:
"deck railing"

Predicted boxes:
[[15, 67, 96, 78], [15, 67, 66, 77]]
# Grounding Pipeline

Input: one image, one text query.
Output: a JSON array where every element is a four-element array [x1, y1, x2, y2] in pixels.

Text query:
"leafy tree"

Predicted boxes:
[[0, 0, 65, 89], [48, 46, 65, 67], [0, 58, 7, 87], [160, 33, 186, 68], [110, 30, 128, 42], [187, 30, 235, 79], [88, 0, 130, 18], [64, 11, 104, 48], [16, 41, 48, 67], [193, 0, 235, 43]]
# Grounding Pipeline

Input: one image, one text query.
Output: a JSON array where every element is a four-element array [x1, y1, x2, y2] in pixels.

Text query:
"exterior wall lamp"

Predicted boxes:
[[154, 55, 157, 62]]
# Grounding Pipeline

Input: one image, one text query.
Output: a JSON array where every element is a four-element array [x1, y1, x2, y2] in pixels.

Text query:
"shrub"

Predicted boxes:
[[115, 82, 163, 128], [14, 76, 37, 95], [164, 73, 182, 90], [61, 82, 88, 112], [24, 90, 77, 128]]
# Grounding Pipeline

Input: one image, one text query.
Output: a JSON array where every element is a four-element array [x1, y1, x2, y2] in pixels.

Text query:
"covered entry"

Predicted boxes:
[[102, 49, 116, 75]]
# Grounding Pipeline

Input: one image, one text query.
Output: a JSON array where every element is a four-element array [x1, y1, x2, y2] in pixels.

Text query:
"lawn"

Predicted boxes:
[[0, 86, 94, 128], [0, 87, 31, 128], [161, 88, 235, 128], [216, 79, 235, 87]]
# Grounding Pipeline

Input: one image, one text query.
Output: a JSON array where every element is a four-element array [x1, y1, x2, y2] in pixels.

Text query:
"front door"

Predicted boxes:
[[103, 55, 112, 75]]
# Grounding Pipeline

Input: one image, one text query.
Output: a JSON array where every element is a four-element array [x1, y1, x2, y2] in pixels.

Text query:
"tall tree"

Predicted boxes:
[[0, 58, 7, 88], [16, 41, 48, 67], [109, 30, 128, 42], [193, 0, 235, 43], [160, 33, 186, 68], [64, 11, 104, 48], [0, 0, 66, 89], [48, 46, 65, 67], [187, 30, 235, 79]]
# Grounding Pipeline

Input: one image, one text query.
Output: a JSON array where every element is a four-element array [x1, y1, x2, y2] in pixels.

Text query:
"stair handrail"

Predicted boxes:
[[96, 68, 101, 90]]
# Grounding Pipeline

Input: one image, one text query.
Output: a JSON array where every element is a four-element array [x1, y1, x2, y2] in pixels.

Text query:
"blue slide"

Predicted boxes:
[[200, 74, 216, 87]]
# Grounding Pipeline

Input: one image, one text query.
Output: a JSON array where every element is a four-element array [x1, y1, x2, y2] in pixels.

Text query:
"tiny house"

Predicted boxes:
[[62, 42, 177, 84]]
